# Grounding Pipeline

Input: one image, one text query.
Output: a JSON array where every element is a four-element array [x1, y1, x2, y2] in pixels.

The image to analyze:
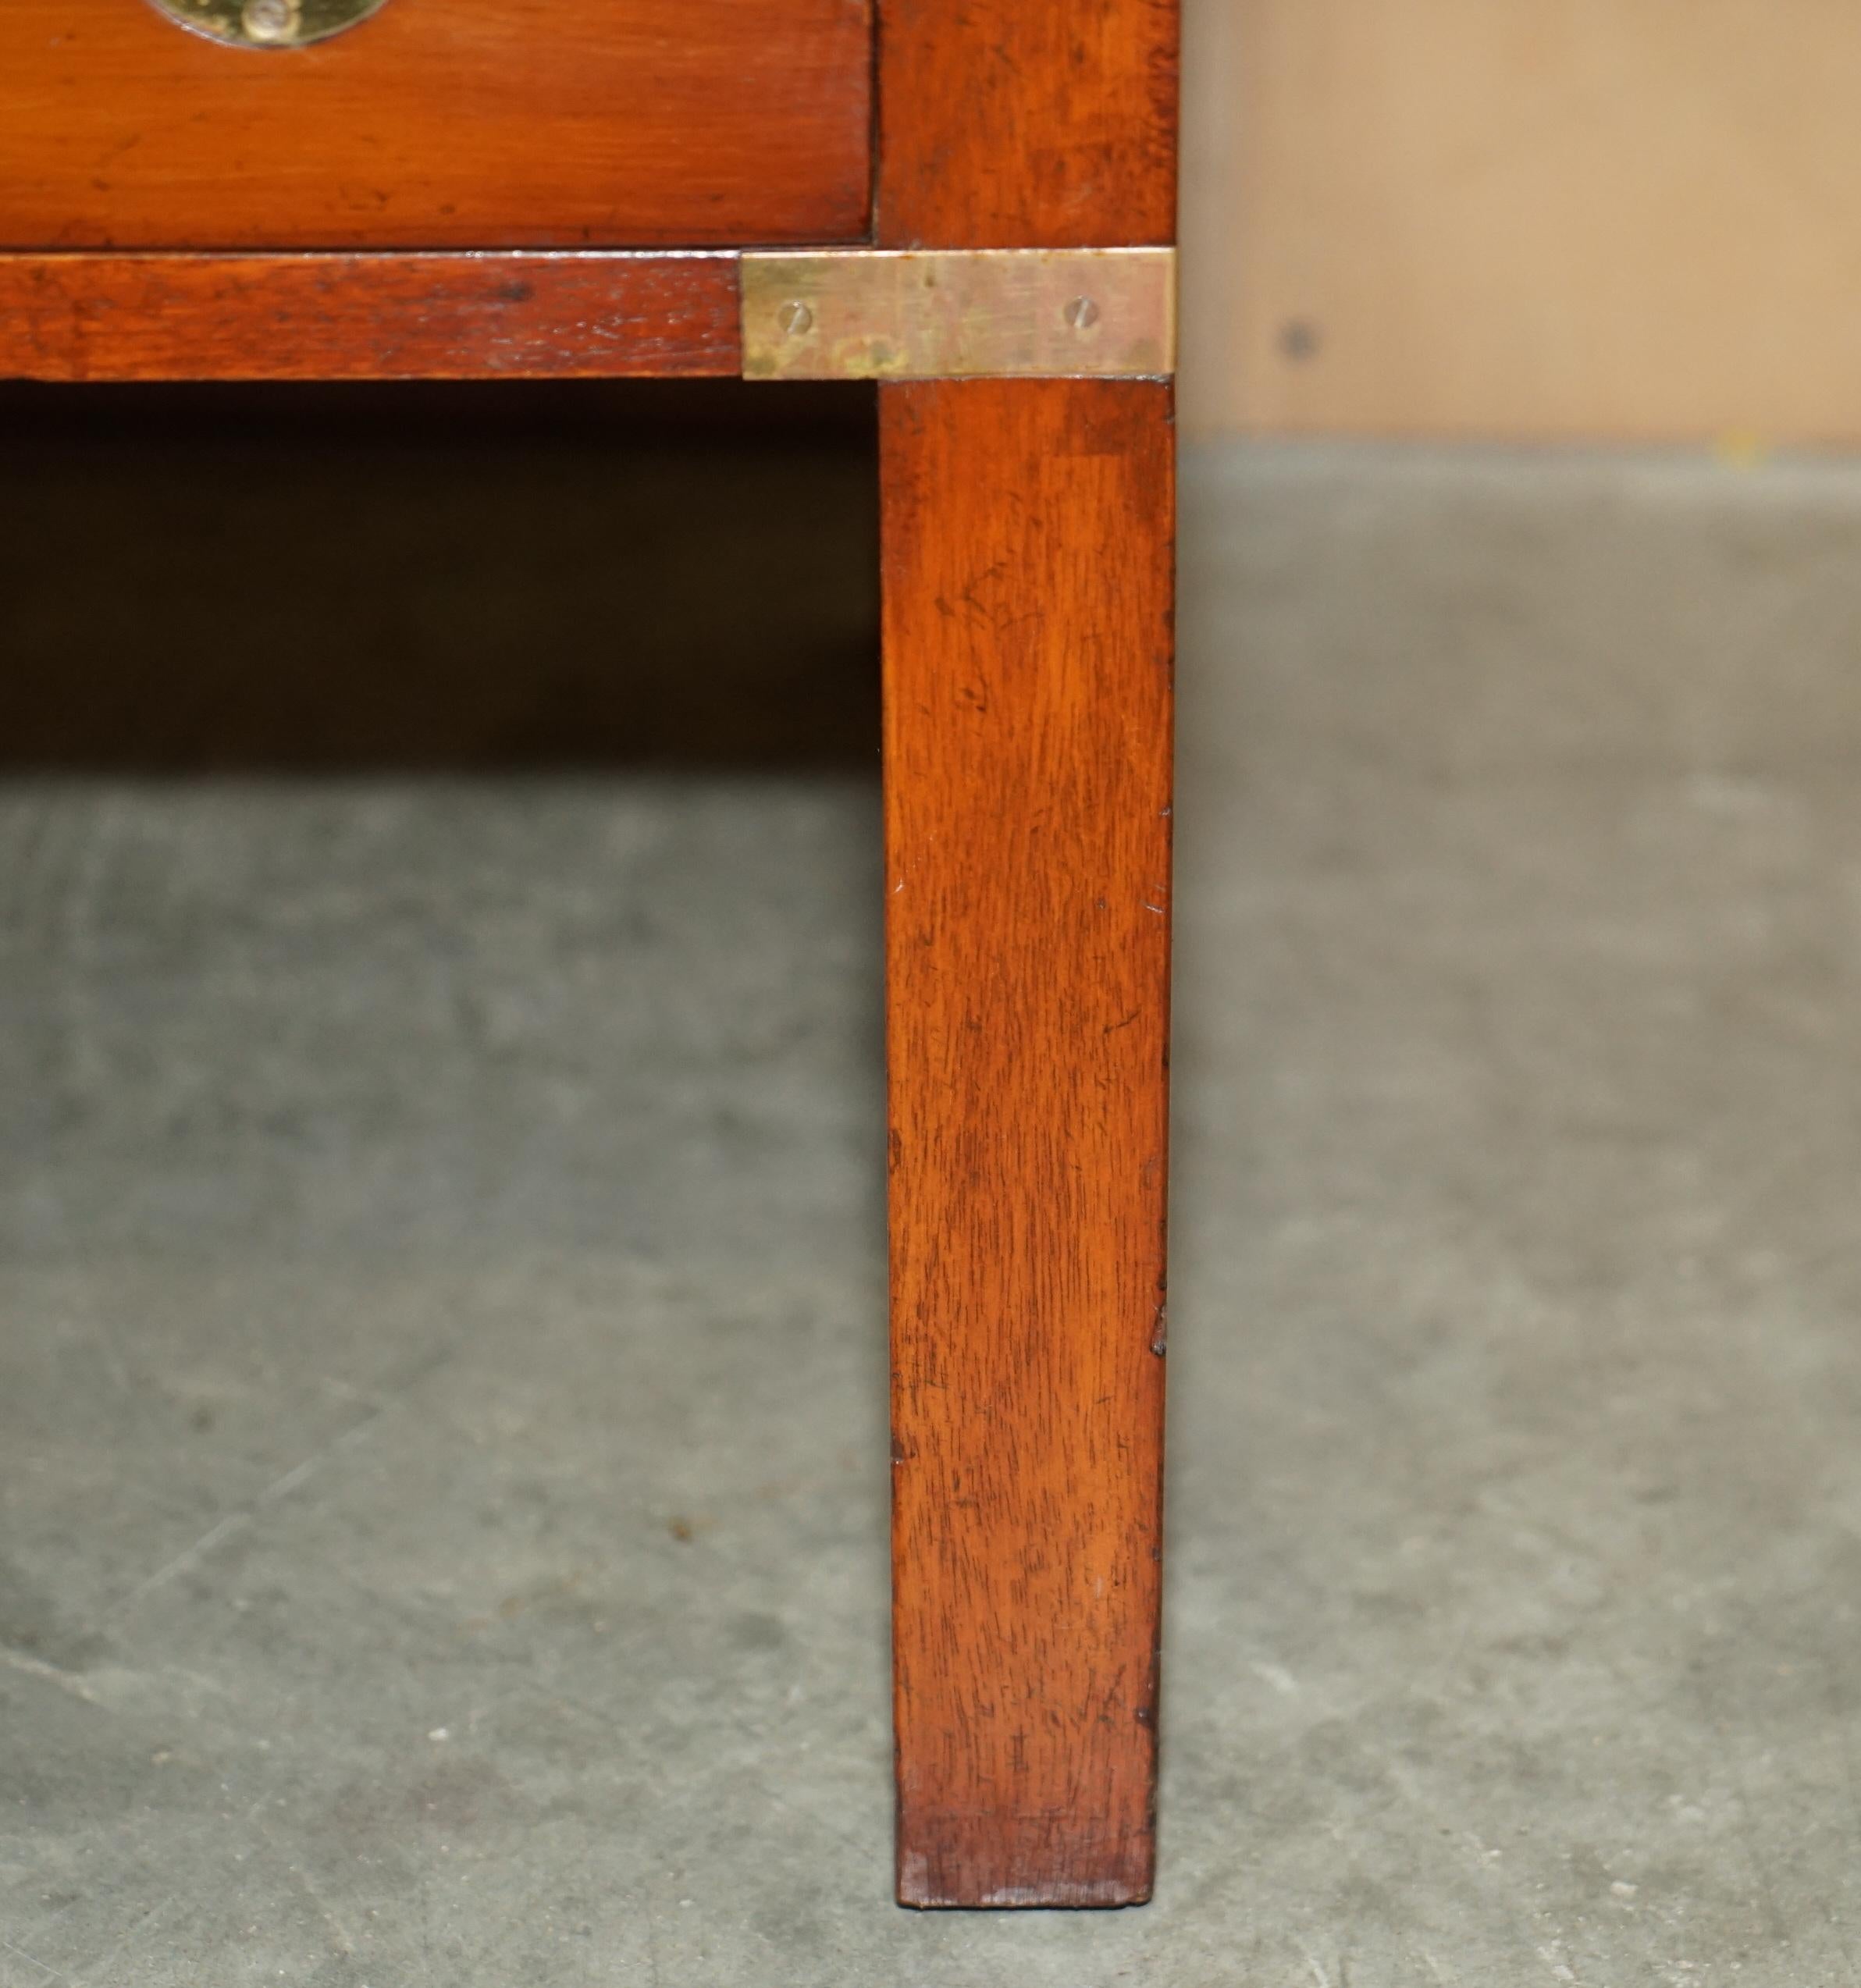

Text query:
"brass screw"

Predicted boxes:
[[242, 0, 296, 41], [1063, 296, 1101, 331], [777, 301, 815, 338]]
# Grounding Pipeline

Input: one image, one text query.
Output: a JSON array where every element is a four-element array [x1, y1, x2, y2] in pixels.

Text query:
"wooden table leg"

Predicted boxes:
[[882, 375, 1175, 1908]]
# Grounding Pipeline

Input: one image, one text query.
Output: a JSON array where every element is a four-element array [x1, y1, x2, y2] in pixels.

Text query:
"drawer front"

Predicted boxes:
[[1, 0, 871, 248]]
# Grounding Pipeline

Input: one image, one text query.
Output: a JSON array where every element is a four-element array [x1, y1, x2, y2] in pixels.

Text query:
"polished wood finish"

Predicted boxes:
[[0, 0, 870, 251], [6, 0, 1181, 1912], [0, 254, 739, 382], [876, 0, 1178, 247], [878, 0, 1180, 1912], [882, 377, 1174, 1908]]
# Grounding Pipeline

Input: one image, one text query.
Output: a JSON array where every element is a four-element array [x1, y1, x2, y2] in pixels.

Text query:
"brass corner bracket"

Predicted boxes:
[[740, 247, 1176, 382]]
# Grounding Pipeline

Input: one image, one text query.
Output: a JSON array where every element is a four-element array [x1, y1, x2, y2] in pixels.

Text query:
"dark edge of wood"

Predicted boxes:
[[874, 0, 1180, 247], [883, 377, 1175, 1908], [0, 253, 742, 382]]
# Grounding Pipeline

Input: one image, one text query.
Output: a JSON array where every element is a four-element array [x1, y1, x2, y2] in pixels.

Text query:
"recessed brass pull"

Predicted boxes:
[[145, 0, 390, 48]]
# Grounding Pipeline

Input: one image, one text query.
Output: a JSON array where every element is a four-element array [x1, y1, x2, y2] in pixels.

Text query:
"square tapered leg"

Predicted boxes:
[[882, 377, 1175, 1908]]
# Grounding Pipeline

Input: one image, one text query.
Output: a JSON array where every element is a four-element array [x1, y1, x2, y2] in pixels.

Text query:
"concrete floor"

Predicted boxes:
[[5, 444, 1861, 1983]]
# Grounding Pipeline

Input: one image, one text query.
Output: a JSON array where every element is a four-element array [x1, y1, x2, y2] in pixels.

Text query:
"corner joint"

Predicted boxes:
[[740, 247, 1176, 382]]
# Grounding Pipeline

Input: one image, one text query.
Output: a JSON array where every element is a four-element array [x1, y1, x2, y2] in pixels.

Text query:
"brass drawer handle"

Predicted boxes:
[[147, 0, 390, 47]]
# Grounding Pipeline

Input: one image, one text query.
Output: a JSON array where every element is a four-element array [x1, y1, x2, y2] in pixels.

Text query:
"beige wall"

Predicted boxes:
[[1180, 0, 1861, 443]]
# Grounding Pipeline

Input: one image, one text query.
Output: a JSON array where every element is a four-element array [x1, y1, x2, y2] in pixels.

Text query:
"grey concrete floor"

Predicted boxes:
[[5, 444, 1861, 1983]]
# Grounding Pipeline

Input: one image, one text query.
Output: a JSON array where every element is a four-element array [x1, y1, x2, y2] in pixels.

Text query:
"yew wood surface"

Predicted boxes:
[[0, 0, 870, 251], [876, 0, 1178, 247], [882, 377, 1175, 1908], [2, 0, 1182, 1915], [0, 254, 740, 382]]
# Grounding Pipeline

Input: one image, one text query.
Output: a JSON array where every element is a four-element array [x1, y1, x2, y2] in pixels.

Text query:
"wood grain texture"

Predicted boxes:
[[882, 378, 1174, 1908], [0, 254, 740, 382], [0, 0, 870, 251], [875, 0, 1178, 247]]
